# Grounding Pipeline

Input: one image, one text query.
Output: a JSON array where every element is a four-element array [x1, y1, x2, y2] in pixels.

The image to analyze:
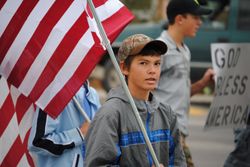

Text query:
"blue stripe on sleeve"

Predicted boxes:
[[119, 129, 171, 147], [169, 135, 175, 166]]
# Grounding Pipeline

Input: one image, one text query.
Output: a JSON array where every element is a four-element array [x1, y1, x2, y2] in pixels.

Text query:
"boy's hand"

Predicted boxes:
[[80, 122, 90, 136], [151, 164, 164, 167]]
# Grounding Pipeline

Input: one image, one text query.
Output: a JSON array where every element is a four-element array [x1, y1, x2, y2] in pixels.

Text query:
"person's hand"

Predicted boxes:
[[80, 122, 90, 136], [191, 68, 215, 96], [201, 68, 215, 87], [151, 164, 164, 167]]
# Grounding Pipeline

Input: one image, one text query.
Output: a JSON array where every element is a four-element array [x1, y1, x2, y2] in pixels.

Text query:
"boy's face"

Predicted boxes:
[[179, 13, 202, 37], [122, 55, 161, 93]]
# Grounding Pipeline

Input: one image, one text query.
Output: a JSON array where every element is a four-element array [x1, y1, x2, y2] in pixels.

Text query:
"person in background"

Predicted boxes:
[[153, 0, 214, 166], [84, 34, 186, 167], [28, 81, 101, 167]]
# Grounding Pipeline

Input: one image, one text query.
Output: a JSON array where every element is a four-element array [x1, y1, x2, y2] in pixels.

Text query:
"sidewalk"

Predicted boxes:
[[191, 94, 213, 105]]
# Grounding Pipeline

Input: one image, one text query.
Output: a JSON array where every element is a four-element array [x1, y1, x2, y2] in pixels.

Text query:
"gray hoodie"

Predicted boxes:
[[85, 86, 186, 167]]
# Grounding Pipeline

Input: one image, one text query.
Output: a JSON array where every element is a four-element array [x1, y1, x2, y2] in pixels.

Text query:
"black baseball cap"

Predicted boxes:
[[167, 0, 212, 21]]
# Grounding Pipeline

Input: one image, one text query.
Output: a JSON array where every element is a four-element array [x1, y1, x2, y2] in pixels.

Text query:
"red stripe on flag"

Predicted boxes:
[[0, 0, 38, 64], [0, 0, 7, 10], [44, 32, 104, 118], [92, 0, 108, 8], [0, 94, 15, 135], [28, 11, 90, 102], [102, 6, 135, 42], [15, 95, 33, 123], [1, 136, 27, 167], [24, 130, 35, 167], [7, 0, 74, 87]]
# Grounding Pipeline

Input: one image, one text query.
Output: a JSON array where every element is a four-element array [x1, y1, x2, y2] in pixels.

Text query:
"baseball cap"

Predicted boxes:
[[167, 0, 212, 21], [117, 34, 167, 62]]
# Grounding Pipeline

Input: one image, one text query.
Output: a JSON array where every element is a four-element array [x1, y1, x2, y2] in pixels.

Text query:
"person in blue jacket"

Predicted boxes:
[[28, 81, 101, 167]]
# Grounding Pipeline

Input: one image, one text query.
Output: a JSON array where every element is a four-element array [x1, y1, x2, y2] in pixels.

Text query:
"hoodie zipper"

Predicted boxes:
[[145, 102, 153, 167]]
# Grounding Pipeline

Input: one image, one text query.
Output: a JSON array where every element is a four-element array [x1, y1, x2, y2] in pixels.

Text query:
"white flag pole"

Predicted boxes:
[[73, 96, 91, 123], [86, 0, 160, 166]]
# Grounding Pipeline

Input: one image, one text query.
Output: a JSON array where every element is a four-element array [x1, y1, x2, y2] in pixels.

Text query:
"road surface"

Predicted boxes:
[[187, 104, 235, 167]]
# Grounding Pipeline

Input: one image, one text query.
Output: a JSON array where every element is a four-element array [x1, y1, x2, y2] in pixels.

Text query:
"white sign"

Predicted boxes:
[[205, 43, 250, 129]]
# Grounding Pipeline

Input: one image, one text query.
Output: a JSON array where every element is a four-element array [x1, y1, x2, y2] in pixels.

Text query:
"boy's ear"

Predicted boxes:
[[175, 14, 184, 25], [119, 61, 129, 75]]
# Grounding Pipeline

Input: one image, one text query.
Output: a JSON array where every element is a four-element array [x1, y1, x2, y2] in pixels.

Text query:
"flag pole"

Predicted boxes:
[[73, 96, 91, 123], [86, 0, 160, 166]]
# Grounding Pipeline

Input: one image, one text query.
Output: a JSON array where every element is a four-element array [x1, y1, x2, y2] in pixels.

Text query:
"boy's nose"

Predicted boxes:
[[148, 65, 157, 74]]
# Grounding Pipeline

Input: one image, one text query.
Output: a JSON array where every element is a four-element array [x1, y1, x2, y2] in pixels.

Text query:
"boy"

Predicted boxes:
[[28, 81, 101, 167], [84, 34, 186, 167], [153, 0, 214, 166]]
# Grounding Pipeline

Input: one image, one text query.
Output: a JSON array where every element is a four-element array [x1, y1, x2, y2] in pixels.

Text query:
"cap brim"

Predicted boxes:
[[192, 7, 212, 15], [142, 40, 168, 55]]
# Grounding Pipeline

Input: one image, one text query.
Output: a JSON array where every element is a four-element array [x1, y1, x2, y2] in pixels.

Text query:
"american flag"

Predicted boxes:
[[0, 77, 35, 167], [0, 0, 134, 118], [0, 0, 133, 166]]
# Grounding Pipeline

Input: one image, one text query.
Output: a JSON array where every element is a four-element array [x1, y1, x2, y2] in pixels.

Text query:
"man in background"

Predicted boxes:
[[154, 0, 214, 166]]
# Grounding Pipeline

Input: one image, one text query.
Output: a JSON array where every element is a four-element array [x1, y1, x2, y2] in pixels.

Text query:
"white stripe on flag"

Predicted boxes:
[[0, 0, 55, 78], [17, 154, 30, 167], [96, 0, 123, 21], [10, 85, 21, 106], [18, 105, 34, 141], [19, 0, 86, 96], [0, 78, 9, 107], [0, 114, 19, 164], [37, 30, 94, 108], [0, 0, 22, 37], [85, 0, 123, 48]]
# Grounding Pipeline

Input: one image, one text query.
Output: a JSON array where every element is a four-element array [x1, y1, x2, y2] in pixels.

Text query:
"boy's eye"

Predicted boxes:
[[154, 62, 161, 67], [155, 62, 161, 66], [139, 62, 147, 65]]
